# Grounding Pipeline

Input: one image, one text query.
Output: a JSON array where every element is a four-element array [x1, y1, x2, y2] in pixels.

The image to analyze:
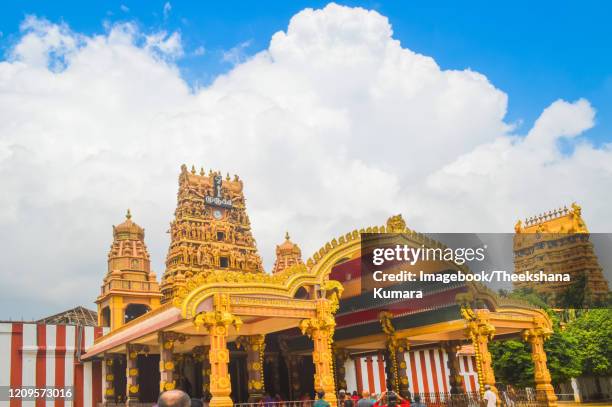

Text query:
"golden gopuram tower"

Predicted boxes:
[[513, 202, 609, 304], [161, 164, 264, 301], [96, 210, 162, 330]]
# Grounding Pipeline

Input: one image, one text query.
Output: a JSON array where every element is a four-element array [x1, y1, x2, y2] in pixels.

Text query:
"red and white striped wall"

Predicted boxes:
[[0, 322, 108, 407], [344, 348, 479, 396]]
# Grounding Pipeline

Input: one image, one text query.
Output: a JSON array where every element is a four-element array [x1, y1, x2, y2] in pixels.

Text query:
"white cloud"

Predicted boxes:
[[0, 4, 610, 319], [145, 30, 183, 58], [222, 40, 252, 65], [163, 2, 172, 19], [120, 4, 129, 13]]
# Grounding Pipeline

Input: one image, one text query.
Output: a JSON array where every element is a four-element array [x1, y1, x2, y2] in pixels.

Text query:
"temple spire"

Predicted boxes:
[[273, 232, 304, 274]]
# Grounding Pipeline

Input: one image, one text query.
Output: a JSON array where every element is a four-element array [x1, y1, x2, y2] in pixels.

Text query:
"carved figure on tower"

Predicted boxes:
[[161, 166, 265, 301]]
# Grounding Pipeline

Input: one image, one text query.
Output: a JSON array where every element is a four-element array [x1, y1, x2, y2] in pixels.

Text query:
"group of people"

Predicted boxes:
[[154, 383, 499, 407], [316, 383, 426, 407]]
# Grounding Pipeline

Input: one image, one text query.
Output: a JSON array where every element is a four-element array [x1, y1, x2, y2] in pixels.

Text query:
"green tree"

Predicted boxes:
[[489, 339, 534, 387], [489, 314, 582, 387], [565, 308, 612, 377]]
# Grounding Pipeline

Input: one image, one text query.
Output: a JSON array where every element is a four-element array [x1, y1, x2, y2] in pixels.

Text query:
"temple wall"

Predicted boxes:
[[345, 348, 479, 396], [0, 322, 108, 407]]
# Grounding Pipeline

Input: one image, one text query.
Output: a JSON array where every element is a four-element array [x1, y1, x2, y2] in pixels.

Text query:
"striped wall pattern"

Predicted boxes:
[[0, 323, 107, 407], [344, 348, 479, 396]]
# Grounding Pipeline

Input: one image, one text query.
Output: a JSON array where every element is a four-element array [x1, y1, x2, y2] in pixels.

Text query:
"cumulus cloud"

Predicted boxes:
[[222, 40, 252, 65], [0, 4, 610, 319]]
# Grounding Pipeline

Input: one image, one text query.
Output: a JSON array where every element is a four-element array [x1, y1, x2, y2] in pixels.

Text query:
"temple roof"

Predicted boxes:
[[515, 202, 588, 234], [113, 209, 145, 240], [272, 232, 304, 274], [37, 306, 98, 326]]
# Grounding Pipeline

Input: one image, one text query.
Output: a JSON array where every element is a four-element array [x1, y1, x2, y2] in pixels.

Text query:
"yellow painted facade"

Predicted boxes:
[[514, 203, 609, 302], [89, 166, 571, 407], [96, 209, 162, 331]]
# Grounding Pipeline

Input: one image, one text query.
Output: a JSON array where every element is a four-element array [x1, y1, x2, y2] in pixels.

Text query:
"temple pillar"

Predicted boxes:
[[126, 345, 139, 405], [237, 335, 266, 402], [333, 346, 350, 392], [394, 342, 410, 398], [288, 355, 303, 399], [104, 356, 115, 405], [159, 332, 177, 393], [300, 298, 337, 407], [194, 345, 211, 399], [443, 341, 465, 395], [273, 357, 281, 395], [465, 310, 498, 403], [379, 311, 410, 397], [523, 326, 558, 407], [193, 293, 242, 407]]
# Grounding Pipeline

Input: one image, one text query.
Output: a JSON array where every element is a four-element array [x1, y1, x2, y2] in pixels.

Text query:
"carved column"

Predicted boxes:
[[465, 310, 498, 402], [288, 355, 303, 399], [300, 298, 337, 407], [104, 356, 115, 404], [333, 346, 350, 392], [194, 346, 211, 399], [379, 311, 410, 397], [523, 326, 558, 407], [443, 341, 465, 394], [237, 335, 266, 402], [126, 345, 139, 405], [194, 293, 242, 407], [159, 332, 178, 392], [395, 342, 410, 398], [273, 356, 281, 394]]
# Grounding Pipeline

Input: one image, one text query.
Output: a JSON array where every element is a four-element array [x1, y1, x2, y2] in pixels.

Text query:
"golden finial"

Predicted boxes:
[[126, 208, 132, 220], [200, 167, 205, 176], [226, 172, 230, 181], [191, 165, 196, 174], [285, 231, 290, 240]]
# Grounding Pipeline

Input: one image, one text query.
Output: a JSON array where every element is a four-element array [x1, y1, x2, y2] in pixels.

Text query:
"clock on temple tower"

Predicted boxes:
[[161, 165, 264, 302]]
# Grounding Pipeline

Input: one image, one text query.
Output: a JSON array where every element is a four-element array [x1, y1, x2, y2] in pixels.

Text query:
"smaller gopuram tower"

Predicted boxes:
[[161, 165, 264, 301], [272, 232, 304, 274], [96, 210, 161, 330], [514, 202, 609, 304]]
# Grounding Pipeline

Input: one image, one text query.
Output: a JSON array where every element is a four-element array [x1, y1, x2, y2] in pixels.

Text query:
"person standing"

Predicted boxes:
[[338, 390, 354, 407], [158, 390, 191, 407], [483, 385, 498, 407], [313, 391, 330, 407], [357, 391, 374, 407]]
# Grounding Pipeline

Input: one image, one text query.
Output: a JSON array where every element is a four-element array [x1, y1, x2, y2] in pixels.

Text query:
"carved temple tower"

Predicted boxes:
[[514, 202, 609, 304], [161, 165, 264, 301], [96, 210, 162, 331], [272, 232, 304, 274]]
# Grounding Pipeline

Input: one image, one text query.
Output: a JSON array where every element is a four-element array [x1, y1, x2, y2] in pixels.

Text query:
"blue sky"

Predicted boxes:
[[1, 1, 610, 145], [2, 1, 612, 319]]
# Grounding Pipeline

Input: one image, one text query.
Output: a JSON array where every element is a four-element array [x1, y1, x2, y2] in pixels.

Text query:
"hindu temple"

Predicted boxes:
[[81, 165, 567, 407]]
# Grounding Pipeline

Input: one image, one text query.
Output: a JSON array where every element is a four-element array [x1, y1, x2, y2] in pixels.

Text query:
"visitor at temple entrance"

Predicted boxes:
[[158, 390, 191, 407], [483, 385, 497, 407], [338, 390, 354, 407], [314, 392, 330, 407], [357, 391, 374, 407]]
